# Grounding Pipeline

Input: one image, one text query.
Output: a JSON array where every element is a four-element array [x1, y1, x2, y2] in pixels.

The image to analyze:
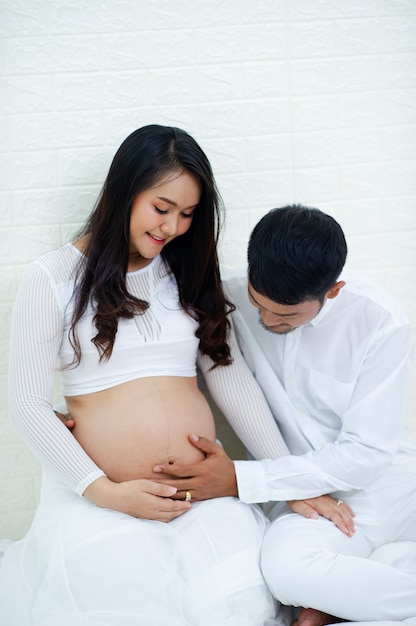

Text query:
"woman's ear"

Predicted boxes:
[[326, 280, 346, 300]]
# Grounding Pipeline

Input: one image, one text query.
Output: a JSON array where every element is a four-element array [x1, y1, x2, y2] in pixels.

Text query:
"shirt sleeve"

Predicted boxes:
[[235, 320, 414, 503], [8, 261, 105, 495], [197, 321, 290, 461], [198, 324, 356, 503]]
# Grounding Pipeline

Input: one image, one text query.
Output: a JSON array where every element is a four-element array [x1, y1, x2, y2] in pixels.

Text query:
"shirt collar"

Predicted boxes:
[[308, 270, 347, 327], [309, 295, 337, 327]]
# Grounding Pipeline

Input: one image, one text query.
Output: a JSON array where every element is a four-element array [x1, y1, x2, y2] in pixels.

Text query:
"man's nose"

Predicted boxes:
[[261, 309, 280, 326]]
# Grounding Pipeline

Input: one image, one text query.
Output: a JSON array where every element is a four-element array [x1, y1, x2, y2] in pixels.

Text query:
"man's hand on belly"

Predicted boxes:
[[152, 435, 238, 501]]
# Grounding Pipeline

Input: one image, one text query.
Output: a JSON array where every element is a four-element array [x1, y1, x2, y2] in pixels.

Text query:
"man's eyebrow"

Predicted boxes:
[[247, 287, 299, 317]]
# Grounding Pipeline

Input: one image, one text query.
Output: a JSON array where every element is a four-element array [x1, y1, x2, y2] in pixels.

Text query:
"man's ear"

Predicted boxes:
[[326, 280, 346, 300]]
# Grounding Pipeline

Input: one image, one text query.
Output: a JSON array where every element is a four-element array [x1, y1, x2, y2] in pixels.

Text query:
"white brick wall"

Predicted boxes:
[[1, 0, 415, 539]]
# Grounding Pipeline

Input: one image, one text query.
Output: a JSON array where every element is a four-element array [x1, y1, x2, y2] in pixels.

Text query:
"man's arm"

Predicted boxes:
[[192, 318, 414, 504], [196, 321, 357, 501], [154, 434, 238, 500], [55, 409, 355, 533], [153, 434, 355, 536]]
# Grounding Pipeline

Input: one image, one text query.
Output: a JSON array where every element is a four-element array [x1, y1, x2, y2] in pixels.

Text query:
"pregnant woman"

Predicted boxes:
[[1, 124, 291, 626]]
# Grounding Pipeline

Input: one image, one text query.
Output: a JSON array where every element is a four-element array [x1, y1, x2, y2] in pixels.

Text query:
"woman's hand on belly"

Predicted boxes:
[[84, 475, 191, 522]]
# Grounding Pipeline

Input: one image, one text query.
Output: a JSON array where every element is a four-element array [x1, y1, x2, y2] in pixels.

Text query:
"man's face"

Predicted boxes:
[[247, 283, 323, 335]]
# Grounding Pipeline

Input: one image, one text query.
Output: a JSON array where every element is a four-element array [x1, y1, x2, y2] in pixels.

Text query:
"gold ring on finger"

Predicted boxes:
[[185, 490, 192, 502], [336, 499, 344, 506]]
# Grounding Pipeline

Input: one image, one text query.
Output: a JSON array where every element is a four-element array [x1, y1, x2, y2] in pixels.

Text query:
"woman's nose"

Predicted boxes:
[[161, 213, 178, 236]]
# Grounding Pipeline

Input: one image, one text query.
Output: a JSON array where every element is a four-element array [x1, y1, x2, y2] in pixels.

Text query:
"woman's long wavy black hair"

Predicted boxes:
[[70, 124, 234, 367]]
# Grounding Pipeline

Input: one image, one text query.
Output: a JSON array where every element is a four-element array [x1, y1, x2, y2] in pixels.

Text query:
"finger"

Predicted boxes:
[[289, 501, 319, 520], [152, 463, 195, 476], [188, 434, 221, 455], [158, 498, 191, 513], [341, 501, 355, 517], [322, 507, 355, 537], [338, 517, 355, 537], [54, 411, 75, 428], [300, 497, 356, 536], [170, 489, 197, 502], [326, 500, 355, 527], [152, 475, 197, 491], [335, 504, 356, 535], [154, 497, 192, 522], [159, 480, 208, 502], [152, 437, 220, 475], [162, 478, 202, 498], [143, 481, 179, 498], [173, 490, 194, 501]]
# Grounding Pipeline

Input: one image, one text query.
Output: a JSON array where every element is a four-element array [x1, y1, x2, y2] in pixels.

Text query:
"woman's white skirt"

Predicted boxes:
[[0, 471, 286, 626]]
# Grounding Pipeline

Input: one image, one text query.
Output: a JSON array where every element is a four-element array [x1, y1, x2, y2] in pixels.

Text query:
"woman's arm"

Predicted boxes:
[[9, 260, 105, 495], [197, 320, 290, 460], [9, 259, 189, 521]]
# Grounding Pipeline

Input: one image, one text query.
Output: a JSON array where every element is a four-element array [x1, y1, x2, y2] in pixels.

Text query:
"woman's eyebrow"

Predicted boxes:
[[156, 196, 198, 210], [156, 195, 177, 206]]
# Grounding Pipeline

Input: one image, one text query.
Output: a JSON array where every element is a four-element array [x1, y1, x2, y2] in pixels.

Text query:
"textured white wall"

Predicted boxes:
[[1, 0, 415, 539]]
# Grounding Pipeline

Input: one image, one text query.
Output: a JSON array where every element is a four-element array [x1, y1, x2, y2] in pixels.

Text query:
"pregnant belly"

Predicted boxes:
[[67, 377, 216, 482]]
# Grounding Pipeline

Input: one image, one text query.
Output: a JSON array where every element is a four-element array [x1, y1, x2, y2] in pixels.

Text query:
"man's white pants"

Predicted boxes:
[[261, 456, 416, 622]]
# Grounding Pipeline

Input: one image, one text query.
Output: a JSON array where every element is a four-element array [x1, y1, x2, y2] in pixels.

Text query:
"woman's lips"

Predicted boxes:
[[147, 233, 166, 245]]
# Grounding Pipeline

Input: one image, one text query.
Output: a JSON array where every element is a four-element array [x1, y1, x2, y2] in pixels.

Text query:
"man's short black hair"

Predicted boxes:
[[248, 204, 348, 304]]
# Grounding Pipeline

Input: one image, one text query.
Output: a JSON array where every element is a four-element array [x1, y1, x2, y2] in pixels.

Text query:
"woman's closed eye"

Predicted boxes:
[[154, 206, 194, 219]]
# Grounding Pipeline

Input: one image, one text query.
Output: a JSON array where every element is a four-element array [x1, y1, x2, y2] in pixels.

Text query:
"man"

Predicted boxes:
[[154, 205, 416, 624]]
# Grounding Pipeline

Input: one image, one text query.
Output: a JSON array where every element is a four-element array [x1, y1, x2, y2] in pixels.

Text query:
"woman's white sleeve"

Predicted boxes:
[[8, 262, 105, 495], [197, 322, 289, 460]]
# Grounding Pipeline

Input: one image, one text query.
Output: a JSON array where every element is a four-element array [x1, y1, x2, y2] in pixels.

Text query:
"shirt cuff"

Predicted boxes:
[[76, 469, 107, 496], [234, 460, 270, 503]]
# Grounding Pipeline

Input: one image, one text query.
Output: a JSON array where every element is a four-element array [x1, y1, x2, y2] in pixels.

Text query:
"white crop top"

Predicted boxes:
[[56, 245, 198, 395], [9, 244, 288, 495]]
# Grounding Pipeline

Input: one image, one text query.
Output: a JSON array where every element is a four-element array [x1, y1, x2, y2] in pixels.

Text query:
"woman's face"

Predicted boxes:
[[128, 170, 201, 272]]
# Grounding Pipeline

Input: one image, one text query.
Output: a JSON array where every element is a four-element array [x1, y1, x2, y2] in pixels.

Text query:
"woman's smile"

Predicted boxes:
[[128, 170, 201, 271]]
